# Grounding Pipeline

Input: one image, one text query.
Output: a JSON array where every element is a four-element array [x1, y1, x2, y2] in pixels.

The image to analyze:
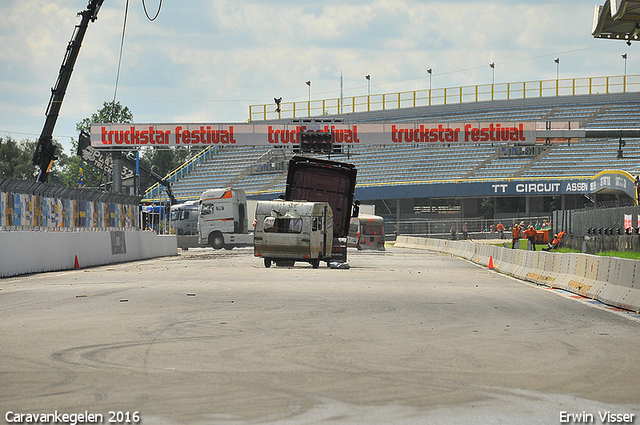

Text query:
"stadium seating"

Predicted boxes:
[[161, 93, 640, 201]]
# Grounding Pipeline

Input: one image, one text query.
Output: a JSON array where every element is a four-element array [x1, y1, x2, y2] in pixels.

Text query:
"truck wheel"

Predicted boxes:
[[209, 232, 225, 250], [264, 258, 272, 268], [311, 259, 320, 269]]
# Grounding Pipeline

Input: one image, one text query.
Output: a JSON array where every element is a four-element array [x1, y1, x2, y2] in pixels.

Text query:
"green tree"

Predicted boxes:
[[0, 136, 37, 180], [43, 139, 70, 186], [59, 140, 104, 189], [76, 101, 133, 133], [140, 147, 193, 179], [71, 100, 196, 188], [63, 101, 135, 189]]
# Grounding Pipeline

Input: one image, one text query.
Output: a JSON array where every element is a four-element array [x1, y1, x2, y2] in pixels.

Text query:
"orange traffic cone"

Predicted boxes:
[[488, 255, 494, 270], [74, 255, 80, 270]]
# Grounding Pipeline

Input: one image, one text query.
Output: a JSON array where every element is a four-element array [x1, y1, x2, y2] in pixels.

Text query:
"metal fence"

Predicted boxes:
[[0, 177, 142, 232], [249, 74, 640, 121], [554, 205, 640, 236], [389, 215, 551, 240]]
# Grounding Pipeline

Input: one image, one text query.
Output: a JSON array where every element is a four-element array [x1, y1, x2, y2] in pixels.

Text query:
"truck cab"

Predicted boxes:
[[197, 188, 252, 249], [170, 201, 199, 235]]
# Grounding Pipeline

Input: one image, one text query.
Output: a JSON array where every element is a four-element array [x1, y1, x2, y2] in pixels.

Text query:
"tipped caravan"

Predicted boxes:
[[254, 200, 333, 268]]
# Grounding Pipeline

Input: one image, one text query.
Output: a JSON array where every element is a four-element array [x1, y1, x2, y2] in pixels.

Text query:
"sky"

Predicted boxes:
[[0, 0, 633, 156]]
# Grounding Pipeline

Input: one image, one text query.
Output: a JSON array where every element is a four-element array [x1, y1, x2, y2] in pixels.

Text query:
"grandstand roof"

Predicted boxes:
[[593, 0, 640, 43]]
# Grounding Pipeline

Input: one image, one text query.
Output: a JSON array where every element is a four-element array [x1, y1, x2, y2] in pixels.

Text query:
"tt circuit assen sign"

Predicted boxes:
[[353, 171, 637, 202], [90, 122, 537, 148]]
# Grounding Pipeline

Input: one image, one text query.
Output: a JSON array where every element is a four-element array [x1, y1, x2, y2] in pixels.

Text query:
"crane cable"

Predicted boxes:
[[112, 0, 130, 118], [112, 0, 162, 118], [142, 0, 162, 21]]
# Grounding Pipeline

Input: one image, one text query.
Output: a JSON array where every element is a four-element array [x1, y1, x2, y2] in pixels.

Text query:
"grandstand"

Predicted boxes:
[[145, 91, 640, 223]]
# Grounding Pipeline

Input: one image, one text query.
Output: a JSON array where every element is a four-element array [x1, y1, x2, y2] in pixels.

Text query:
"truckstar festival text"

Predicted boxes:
[[91, 122, 535, 147]]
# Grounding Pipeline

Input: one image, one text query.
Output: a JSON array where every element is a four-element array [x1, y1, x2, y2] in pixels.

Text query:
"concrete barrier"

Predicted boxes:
[[512, 250, 527, 280], [554, 253, 579, 291], [498, 248, 516, 276], [524, 251, 546, 285], [396, 236, 640, 312], [597, 259, 640, 311], [0, 230, 177, 278]]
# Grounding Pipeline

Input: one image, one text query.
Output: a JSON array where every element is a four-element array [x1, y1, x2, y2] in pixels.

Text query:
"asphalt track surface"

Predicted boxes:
[[1, 246, 639, 425]]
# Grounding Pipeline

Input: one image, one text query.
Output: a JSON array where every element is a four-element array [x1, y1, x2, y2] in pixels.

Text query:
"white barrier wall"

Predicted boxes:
[[396, 236, 640, 312], [0, 230, 177, 277]]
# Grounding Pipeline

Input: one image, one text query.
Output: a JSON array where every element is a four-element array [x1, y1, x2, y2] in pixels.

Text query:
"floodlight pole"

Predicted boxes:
[[489, 63, 495, 100], [306, 80, 311, 116], [554, 57, 560, 96]]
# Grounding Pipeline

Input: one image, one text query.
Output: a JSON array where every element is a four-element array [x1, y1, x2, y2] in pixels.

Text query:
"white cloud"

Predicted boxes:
[[0, 0, 630, 155]]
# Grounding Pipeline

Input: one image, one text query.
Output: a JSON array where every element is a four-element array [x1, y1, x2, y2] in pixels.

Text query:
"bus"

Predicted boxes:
[[348, 214, 385, 251]]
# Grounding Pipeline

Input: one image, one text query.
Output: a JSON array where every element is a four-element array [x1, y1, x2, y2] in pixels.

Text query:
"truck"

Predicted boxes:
[[197, 188, 253, 249], [170, 201, 199, 235], [284, 156, 358, 263], [254, 200, 333, 268]]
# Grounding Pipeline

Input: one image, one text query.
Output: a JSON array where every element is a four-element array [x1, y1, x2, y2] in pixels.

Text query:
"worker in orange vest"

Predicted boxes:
[[496, 222, 505, 239], [543, 231, 566, 251], [511, 222, 522, 249], [523, 225, 538, 251]]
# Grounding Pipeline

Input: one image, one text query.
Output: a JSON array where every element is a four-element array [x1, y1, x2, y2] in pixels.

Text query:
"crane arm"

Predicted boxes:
[[33, 0, 105, 182]]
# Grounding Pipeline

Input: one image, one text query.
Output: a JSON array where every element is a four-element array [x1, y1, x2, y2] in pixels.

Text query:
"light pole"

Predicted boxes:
[[554, 57, 560, 80], [365, 74, 370, 96], [427, 68, 433, 105], [623, 53, 628, 91], [306, 80, 311, 116], [489, 63, 495, 100]]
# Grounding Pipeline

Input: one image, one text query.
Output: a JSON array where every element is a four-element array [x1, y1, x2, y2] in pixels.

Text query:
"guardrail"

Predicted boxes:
[[396, 236, 640, 312], [249, 74, 640, 121]]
